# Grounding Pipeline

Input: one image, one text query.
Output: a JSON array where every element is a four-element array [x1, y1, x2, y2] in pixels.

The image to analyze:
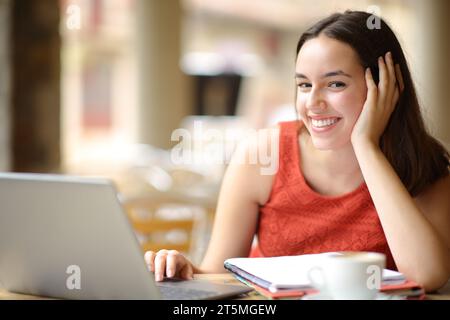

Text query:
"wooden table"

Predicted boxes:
[[193, 273, 450, 300], [1, 273, 449, 300]]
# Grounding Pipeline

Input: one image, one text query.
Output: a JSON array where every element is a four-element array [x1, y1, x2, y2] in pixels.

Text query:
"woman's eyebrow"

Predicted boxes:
[[295, 70, 352, 79]]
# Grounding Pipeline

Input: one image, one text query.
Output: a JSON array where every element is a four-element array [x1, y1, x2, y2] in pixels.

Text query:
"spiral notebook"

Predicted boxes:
[[224, 252, 407, 293]]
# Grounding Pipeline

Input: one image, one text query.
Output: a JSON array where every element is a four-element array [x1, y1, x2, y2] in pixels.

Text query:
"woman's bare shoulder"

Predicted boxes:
[[230, 124, 280, 205], [232, 125, 280, 159], [243, 125, 280, 144]]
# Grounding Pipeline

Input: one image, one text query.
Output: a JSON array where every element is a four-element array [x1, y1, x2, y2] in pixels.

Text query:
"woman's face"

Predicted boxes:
[[295, 34, 367, 150]]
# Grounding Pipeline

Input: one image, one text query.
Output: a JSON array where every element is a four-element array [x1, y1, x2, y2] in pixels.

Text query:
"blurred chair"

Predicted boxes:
[[121, 193, 209, 263], [114, 144, 222, 263]]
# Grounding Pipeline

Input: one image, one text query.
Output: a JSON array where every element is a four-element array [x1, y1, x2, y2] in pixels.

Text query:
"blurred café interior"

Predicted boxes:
[[0, 0, 449, 264]]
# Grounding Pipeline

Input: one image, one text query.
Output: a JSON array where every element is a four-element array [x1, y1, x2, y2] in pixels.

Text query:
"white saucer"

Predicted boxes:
[[300, 292, 405, 300]]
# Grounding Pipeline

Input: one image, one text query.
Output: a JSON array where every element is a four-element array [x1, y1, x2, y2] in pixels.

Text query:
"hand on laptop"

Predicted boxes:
[[144, 249, 195, 282]]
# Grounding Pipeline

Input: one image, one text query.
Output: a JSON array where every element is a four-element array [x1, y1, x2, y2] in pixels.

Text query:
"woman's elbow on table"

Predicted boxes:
[[415, 266, 450, 293]]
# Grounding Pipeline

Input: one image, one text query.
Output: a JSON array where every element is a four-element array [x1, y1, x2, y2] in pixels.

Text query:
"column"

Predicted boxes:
[[11, 0, 61, 172], [418, 0, 450, 149], [135, 0, 191, 149], [0, 0, 11, 171]]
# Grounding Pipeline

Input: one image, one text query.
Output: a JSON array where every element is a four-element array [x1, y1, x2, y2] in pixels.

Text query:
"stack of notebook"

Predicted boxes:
[[224, 252, 425, 300]]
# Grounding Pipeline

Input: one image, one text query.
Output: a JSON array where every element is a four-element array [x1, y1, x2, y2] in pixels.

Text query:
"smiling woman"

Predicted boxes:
[[294, 12, 449, 197], [295, 34, 367, 150], [144, 10, 450, 293]]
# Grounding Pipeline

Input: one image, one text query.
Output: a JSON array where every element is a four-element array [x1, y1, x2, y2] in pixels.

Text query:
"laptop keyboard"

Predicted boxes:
[[158, 286, 218, 300]]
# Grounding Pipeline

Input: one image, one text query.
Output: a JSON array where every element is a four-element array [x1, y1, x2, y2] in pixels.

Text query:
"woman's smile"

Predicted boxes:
[[309, 116, 342, 133]]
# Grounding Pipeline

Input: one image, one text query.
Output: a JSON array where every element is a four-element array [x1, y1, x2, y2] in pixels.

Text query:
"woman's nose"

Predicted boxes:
[[306, 88, 326, 111]]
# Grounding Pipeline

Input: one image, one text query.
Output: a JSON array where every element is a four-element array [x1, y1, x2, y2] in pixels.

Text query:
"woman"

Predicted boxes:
[[145, 11, 450, 292]]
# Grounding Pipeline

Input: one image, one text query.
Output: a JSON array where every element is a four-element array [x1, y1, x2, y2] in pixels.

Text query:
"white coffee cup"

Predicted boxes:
[[307, 252, 386, 300]]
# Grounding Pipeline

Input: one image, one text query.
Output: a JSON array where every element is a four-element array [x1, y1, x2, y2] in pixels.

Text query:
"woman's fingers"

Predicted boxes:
[[384, 52, 399, 116], [165, 250, 177, 278], [377, 55, 389, 107], [180, 263, 194, 280], [165, 250, 185, 278], [354, 54, 400, 145], [146, 249, 193, 281], [365, 67, 378, 104], [391, 85, 400, 110], [154, 249, 169, 281], [144, 250, 156, 272], [385, 52, 397, 94], [166, 251, 194, 280], [395, 63, 405, 92]]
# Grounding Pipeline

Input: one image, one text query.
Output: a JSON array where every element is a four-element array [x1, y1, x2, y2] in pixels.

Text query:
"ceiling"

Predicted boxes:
[[182, 0, 405, 31]]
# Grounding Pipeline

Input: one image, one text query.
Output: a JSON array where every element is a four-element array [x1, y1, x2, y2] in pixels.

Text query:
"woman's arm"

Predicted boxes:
[[146, 128, 277, 279], [353, 140, 450, 292], [351, 52, 450, 292], [199, 128, 278, 273]]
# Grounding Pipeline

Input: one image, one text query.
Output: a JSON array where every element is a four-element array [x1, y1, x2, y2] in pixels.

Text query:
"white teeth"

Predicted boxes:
[[311, 118, 339, 128]]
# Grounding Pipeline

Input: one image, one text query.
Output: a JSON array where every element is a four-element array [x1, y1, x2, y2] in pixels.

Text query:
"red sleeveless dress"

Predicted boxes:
[[250, 120, 397, 270]]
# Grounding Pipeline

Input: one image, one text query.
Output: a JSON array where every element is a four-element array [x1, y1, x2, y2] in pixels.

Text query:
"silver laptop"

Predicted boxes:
[[0, 172, 251, 300]]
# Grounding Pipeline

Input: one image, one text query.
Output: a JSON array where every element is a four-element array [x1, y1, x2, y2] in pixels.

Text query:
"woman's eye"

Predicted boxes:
[[329, 81, 346, 89], [297, 83, 312, 88]]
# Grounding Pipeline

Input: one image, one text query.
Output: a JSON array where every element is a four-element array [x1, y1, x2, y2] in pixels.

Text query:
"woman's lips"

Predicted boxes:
[[309, 117, 342, 133]]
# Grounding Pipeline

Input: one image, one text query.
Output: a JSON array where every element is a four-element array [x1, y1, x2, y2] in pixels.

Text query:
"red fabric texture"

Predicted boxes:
[[251, 120, 397, 271]]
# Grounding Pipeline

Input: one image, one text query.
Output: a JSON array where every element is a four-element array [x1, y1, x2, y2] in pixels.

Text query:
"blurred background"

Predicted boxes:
[[0, 0, 449, 264]]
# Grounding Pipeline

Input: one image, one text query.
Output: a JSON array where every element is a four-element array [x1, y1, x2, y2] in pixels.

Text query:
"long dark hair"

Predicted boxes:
[[296, 10, 449, 197]]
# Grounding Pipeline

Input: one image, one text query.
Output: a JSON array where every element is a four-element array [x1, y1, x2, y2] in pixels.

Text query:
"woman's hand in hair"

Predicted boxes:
[[351, 51, 404, 148]]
